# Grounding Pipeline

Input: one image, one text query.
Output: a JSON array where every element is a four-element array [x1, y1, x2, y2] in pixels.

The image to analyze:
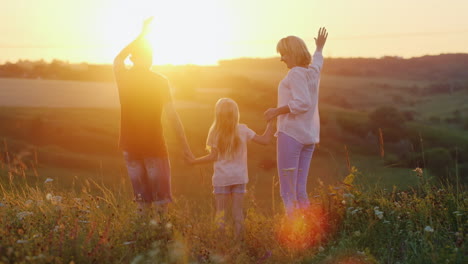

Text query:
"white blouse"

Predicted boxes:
[[276, 51, 324, 145]]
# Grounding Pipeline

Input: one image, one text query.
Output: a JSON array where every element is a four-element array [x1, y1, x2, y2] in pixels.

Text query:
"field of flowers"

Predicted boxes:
[[0, 150, 466, 263]]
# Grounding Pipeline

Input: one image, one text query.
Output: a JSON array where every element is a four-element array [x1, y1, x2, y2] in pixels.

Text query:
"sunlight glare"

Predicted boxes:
[[132, 0, 232, 65], [276, 204, 328, 251]]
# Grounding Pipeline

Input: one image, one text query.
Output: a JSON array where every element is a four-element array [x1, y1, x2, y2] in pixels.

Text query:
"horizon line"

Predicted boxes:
[[2, 52, 468, 67]]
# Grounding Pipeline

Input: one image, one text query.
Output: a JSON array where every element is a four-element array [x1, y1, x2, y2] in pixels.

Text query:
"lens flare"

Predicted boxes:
[[275, 204, 328, 250]]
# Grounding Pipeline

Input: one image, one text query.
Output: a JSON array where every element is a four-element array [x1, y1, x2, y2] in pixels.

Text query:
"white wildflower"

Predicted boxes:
[[44, 178, 53, 184], [424, 226, 434, 232], [374, 207, 384, 219], [453, 211, 463, 217], [17, 211, 33, 220], [166, 222, 173, 229], [50, 196, 62, 205], [149, 219, 158, 227], [46, 193, 53, 201]]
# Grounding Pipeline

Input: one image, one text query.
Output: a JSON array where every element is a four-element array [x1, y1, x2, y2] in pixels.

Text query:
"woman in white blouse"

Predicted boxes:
[[264, 28, 328, 216]]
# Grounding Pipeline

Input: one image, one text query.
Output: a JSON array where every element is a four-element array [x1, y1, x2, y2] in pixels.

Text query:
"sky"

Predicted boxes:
[[1, 0, 468, 65]]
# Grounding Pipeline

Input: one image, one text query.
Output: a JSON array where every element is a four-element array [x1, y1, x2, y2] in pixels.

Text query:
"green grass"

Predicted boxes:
[[1, 164, 465, 263]]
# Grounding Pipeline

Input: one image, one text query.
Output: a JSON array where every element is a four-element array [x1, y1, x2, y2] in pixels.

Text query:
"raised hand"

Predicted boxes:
[[314, 27, 328, 51], [140, 16, 154, 37]]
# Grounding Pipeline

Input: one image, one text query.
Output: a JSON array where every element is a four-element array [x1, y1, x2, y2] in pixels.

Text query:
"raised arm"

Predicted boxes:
[[114, 17, 154, 71], [252, 121, 275, 145], [310, 27, 327, 73]]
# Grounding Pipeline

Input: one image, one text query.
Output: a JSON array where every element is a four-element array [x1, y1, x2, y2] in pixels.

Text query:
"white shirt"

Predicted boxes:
[[207, 124, 256, 187], [276, 51, 323, 144]]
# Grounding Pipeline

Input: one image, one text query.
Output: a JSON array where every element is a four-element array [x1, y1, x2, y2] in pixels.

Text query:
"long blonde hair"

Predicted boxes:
[[207, 98, 241, 160], [276, 36, 311, 67]]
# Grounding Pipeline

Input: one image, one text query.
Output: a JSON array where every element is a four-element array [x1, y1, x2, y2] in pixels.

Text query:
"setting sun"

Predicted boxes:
[[102, 0, 233, 65]]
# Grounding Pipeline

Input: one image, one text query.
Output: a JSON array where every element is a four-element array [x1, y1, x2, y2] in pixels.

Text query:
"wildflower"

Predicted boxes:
[[50, 196, 62, 205], [318, 246, 325, 252], [453, 211, 463, 217], [44, 178, 53, 183], [350, 207, 362, 215], [17, 211, 33, 220], [383, 220, 391, 224], [149, 219, 158, 227], [343, 193, 355, 199], [374, 207, 384, 219], [24, 200, 33, 207], [166, 222, 173, 229], [413, 167, 423, 177], [424, 226, 434, 232], [354, 231, 361, 237], [46, 193, 53, 201]]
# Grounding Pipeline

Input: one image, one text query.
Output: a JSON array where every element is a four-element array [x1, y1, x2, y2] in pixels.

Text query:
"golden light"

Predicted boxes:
[[104, 0, 233, 65], [275, 204, 328, 251]]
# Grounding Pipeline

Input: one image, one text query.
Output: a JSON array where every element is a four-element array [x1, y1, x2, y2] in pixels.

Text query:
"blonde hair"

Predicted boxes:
[[276, 36, 311, 67], [207, 98, 241, 160]]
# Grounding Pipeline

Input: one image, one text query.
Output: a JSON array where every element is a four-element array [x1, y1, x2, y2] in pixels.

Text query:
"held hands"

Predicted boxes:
[[315, 27, 328, 52], [183, 147, 196, 165], [264, 108, 278, 121]]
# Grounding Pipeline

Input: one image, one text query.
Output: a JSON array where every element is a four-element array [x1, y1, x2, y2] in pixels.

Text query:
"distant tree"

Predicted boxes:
[[369, 106, 407, 142], [425, 147, 453, 182], [369, 106, 406, 130]]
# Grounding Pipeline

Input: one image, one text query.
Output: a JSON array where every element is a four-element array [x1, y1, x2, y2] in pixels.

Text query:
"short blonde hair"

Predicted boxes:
[[276, 36, 311, 67]]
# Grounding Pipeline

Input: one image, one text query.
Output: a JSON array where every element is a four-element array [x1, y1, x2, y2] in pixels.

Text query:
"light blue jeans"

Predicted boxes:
[[277, 132, 315, 215], [123, 151, 172, 205]]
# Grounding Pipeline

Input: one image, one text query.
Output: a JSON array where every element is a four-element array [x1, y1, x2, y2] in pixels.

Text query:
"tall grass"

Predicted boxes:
[[0, 149, 466, 263]]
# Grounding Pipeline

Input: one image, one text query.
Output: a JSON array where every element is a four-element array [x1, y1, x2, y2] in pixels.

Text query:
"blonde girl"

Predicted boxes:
[[187, 98, 274, 239]]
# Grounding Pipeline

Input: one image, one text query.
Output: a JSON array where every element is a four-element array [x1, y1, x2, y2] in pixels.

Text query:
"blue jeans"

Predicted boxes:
[[123, 151, 172, 204], [277, 132, 315, 215]]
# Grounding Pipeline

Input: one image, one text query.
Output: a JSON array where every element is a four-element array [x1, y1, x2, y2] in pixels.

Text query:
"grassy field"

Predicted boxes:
[[0, 70, 467, 263]]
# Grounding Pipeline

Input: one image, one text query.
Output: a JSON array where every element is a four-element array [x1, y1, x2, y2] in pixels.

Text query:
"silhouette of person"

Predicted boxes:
[[113, 17, 192, 215]]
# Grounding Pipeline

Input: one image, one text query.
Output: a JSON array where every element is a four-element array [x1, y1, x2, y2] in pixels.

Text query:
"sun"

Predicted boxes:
[[104, 0, 233, 66]]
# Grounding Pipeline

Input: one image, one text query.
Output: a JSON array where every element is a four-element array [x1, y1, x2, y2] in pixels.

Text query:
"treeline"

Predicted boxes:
[[0, 59, 114, 82], [2, 53, 468, 83], [219, 53, 468, 81]]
